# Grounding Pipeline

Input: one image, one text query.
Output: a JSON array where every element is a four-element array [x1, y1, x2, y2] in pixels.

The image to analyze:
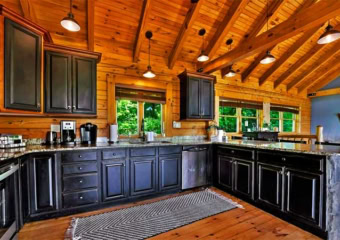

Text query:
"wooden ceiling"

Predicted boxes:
[[1, 0, 340, 95]]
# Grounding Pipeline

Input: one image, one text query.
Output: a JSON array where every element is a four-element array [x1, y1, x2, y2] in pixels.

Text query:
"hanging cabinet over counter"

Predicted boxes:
[[178, 71, 216, 120]]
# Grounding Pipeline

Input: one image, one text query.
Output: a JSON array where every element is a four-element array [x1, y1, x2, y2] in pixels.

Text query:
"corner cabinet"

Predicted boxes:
[[178, 71, 215, 120], [44, 45, 100, 115]]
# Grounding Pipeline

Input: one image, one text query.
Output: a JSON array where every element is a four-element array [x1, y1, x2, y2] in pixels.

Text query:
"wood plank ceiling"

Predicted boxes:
[[1, 0, 340, 94]]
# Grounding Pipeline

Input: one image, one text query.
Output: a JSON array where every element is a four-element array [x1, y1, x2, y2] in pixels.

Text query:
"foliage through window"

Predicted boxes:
[[219, 106, 237, 132], [144, 103, 162, 134], [270, 111, 296, 132], [241, 108, 258, 132]]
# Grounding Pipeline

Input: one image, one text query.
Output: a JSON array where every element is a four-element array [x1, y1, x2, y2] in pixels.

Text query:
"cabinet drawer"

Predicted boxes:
[[63, 189, 98, 208], [159, 146, 182, 155], [62, 151, 97, 162], [63, 163, 97, 175], [102, 149, 126, 160], [218, 146, 254, 160], [130, 147, 156, 157], [63, 174, 98, 192], [257, 151, 324, 172]]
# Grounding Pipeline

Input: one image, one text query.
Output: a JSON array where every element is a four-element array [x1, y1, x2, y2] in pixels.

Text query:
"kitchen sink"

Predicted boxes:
[[128, 141, 172, 144]]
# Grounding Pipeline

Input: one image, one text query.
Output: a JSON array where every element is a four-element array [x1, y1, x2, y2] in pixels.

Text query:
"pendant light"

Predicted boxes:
[[143, 31, 156, 79], [261, 0, 276, 65], [197, 28, 209, 62], [317, 21, 340, 44], [61, 0, 80, 32], [225, 39, 236, 77]]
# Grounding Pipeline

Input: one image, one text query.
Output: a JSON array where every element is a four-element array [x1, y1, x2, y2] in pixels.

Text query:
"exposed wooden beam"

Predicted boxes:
[[258, 27, 318, 86], [307, 63, 340, 93], [205, 0, 249, 58], [133, 0, 151, 63], [273, 24, 340, 89], [287, 42, 340, 91], [308, 88, 340, 98], [168, 0, 204, 69], [87, 0, 95, 51], [19, 0, 37, 22], [201, 0, 340, 74], [242, 0, 315, 83]]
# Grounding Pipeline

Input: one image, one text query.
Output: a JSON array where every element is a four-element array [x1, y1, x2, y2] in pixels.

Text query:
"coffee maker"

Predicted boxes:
[[80, 123, 97, 144], [60, 120, 76, 145]]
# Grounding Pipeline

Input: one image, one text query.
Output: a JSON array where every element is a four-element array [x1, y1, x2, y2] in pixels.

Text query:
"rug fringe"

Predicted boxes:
[[64, 218, 80, 240], [206, 189, 244, 209]]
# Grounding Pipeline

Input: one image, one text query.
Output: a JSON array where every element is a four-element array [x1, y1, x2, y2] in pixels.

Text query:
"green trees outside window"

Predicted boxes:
[[117, 99, 138, 135], [144, 103, 162, 134], [270, 111, 280, 130], [241, 108, 258, 132], [219, 106, 237, 132], [270, 110, 295, 132], [283, 112, 294, 132]]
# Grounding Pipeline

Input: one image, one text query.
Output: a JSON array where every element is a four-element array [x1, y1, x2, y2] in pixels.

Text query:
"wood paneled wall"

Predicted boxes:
[[0, 0, 311, 139]]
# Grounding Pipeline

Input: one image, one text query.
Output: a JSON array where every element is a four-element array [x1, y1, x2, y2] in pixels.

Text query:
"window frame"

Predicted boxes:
[[219, 106, 239, 133], [269, 111, 296, 133]]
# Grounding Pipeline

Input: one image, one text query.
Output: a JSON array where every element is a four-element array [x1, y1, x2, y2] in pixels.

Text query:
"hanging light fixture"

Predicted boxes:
[[61, 0, 80, 32], [143, 31, 156, 79], [197, 28, 209, 62], [224, 39, 236, 77], [317, 21, 340, 44], [261, 0, 276, 65]]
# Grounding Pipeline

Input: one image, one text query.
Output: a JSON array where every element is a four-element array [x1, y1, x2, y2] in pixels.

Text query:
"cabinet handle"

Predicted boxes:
[[67, 106, 71, 109], [79, 180, 83, 183], [37, 103, 41, 108], [73, 106, 76, 109], [282, 157, 286, 162], [79, 196, 83, 200]]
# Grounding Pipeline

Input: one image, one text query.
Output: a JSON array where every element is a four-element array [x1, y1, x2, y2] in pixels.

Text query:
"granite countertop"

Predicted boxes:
[[1, 139, 340, 162]]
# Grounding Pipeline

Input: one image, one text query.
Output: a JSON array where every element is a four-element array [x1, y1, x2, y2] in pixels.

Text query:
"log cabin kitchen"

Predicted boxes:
[[0, 0, 339, 239]]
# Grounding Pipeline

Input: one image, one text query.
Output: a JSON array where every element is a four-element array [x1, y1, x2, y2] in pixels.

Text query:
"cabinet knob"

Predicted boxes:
[[282, 157, 286, 161], [37, 103, 41, 108], [79, 167, 83, 170], [79, 180, 83, 183], [79, 196, 83, 200], [67, 106, 71, 109], [79, 155, 82, 158], [73, 106, 76, 109], [112, 153, 116, 156], [231, 150, 235, 154]]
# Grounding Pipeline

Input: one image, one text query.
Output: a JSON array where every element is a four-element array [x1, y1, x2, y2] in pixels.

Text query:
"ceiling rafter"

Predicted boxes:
[[168, 0, 204, 69], [242, 0, 315, 83], [273, 24, 340, 89], [201, 0, 340, 74], [287, 42, 340, 91], [19, 0, 37, 22], [133, 0, 151, 63], [87, 0, 95, 51], [307, 63, 340, 93], [204, 0, 249, 59], [258, 27, 318, 86]]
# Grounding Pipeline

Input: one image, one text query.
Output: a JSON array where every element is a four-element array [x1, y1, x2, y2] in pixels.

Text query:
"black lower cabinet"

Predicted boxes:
[[159, 155, 181, 191], [285, 169, 323, 228], [234, 159, 254, 200], [130, 157, 157, 196], [257, 163, 284, 210], [217, 156, 233, 190], [19, 157, 30, 224], [102, 160, 128, 201]]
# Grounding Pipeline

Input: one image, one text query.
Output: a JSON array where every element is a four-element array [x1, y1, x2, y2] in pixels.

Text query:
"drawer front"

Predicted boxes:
[[62, 151, 97, 162], [63, 189, 98, 208], [130, 147, 156, 157], [218, 146, 254, 160], [102, 149, 126, 160], [257, 151, 324, 172], [63, 163, 97, 175], [159, 146, 182, 155], [63, 174, 98, 192]]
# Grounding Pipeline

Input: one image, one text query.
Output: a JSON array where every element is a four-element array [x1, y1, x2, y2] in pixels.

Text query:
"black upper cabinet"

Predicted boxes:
[[179, 71, 215, 120], [4, 18, 42, 111], [44, 52, 97, 114]]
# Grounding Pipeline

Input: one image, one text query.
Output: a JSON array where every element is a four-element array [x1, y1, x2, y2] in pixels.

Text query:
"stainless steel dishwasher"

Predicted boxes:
[[182, 146, 208, 190]]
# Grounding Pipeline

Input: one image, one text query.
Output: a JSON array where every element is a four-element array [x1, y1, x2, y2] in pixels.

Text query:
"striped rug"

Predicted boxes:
[[65, 189, 242, 240]]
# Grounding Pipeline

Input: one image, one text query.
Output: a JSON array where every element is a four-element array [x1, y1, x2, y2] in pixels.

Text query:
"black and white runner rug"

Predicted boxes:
[[65, 189, 243, 240]]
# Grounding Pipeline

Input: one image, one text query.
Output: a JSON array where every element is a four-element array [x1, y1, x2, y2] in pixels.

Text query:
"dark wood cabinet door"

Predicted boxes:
[[285, 169, 323, 228], [45, 51, 72, 113], [130, 157, 157, 196], [257, 163, 284, 210], [102, 160, 128, 202], [72, 56, 96, 114], [217, 155, 233, 190], [19, 157, 30, 224], [159, 155, 181, 191], [4, 18, 41, 111], [234, 159, 254, 200], [30, 154, 58, 214], [187, 77, 201, 119], [200, 79, 214, 119]]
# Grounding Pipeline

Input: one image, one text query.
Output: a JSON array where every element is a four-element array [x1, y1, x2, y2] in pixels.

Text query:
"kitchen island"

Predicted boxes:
[[1, 140, 340, 239]]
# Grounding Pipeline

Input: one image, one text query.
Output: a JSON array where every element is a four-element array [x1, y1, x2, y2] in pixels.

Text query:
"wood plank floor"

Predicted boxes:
[[18, 187, 321, 240]]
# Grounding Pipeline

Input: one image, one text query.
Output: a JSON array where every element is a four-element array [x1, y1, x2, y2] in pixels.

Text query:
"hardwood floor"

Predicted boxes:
[[18, 187, 321, 240]]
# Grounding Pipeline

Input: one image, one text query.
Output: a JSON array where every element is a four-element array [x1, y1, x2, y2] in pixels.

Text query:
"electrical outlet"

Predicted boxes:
[[173, 121, 181, 129]]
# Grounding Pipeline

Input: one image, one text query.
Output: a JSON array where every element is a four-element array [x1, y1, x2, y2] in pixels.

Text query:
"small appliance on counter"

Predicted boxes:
[[60, 120, 76, 145], [45, 131, 57, 145], [146, 132, 156, 142], [80, 123, 97, 144], [109, 124, 118, 143], [0, 134, 26, 149]]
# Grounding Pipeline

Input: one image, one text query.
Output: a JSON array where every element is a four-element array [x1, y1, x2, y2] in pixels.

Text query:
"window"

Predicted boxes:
[[241, 108, 258, 132], [144, 103, 162, 134], [270, 111, 296, 132], [117, 99, 138, 135], [219, 106, 237, 132]]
